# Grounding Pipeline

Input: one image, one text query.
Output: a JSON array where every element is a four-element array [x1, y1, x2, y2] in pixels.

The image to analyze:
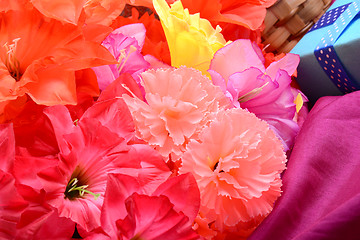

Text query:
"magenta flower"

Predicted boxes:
[[92, 23, 150, 90], [209, 39, 301, 150]]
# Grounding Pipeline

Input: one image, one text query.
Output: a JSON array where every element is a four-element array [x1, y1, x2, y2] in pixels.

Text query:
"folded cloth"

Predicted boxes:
[[248, 91, 360, 240]]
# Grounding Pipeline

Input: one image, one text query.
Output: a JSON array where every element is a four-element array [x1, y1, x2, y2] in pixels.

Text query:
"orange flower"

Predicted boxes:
[[126, 0, 277, 30], [30, 0, 87, 25], [0, 0, 27, 12], [83, 0, 126, 26], [111, 6, 171, 65], [0, 7, 116, 114], [30, 0, 126, 26]]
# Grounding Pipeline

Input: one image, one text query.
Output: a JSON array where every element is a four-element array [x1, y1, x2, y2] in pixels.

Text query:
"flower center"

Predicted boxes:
[[64, 177, 100, 200], [116, 45, 137, 73], [238, 81, 269, 103], [3, 38, 22, 81], [131, 234, 144, 240], [213, 161, 225, 173]]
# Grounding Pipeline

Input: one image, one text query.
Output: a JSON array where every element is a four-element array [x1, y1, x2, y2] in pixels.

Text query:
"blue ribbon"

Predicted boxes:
[[313, 1, 360, 94]]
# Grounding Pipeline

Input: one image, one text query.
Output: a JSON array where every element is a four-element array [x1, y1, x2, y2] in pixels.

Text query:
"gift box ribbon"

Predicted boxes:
[[310, 1, 360, 94]]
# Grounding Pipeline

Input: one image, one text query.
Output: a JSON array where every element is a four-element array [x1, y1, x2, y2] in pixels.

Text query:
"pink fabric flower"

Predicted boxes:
[[10, 96, 170, 234], [96, 173, 200, 239], [123, 67, 231, 163], [92, 23, 150, 90], [179, 108, 287, 238], [209, 39, 301, 150]]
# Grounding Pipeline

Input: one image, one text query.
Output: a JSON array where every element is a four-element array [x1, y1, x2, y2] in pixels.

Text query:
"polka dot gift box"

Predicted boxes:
[[291, 0, 360, 105]]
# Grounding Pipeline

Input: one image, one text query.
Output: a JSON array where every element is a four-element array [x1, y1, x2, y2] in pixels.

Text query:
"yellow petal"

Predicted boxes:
[[153, 0, 229, 76], [294, 93, 304, 113]]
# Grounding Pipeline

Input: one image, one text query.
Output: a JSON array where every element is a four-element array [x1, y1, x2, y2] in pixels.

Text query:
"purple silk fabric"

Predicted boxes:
[[248, 91, 360, 240]]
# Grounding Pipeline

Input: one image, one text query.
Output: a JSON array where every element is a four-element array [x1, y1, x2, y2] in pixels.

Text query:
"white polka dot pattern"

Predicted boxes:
[[314, 1, 360, 94], [310, 3, 351, 32]]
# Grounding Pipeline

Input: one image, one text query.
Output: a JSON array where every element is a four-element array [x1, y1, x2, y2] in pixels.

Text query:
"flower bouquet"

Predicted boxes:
[[1, 0, 359, 239]]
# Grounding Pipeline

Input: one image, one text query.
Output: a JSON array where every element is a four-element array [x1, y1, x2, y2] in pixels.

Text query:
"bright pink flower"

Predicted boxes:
[[209, 39, 302, 150], [6, 95, 169, 236], [0, 123, 75, 239], [123, 67, 231, 163], [92, 23, 150, 90], [97, 173, 200, 239], [33, 100, 171, 233], [179, 108, 287, 238]]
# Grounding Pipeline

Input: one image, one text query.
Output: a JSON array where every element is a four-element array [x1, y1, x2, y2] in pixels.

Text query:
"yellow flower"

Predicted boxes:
[[153, 0, 228, 76]]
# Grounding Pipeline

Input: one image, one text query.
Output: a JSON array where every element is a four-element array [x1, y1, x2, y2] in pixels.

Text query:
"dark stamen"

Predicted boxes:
[[213, 161, 224, 173]]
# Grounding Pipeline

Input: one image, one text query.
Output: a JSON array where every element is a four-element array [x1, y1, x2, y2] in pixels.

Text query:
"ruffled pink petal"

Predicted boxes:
[[209, 39, 265, 81], [59, 197, 103, 232], [113, 23, 146, 49], [153, 173, 200, 224], [226, 67, 270, 107], [180, 108, 286, 236], [123, 67, 230, 161], [116, 193, 198, 240], [43, 104, 77, 155], [226, 68, 297, 150], [265, 53, 300, 80], [95, 25, 150, 90], [116, 144, 171, 194], [81, 98, 135, 142], [101, 174, 143, 239]]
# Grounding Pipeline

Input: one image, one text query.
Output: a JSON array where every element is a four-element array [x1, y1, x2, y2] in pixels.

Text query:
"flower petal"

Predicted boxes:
[[31, 0, 87, 25], [0, 123, 14, 172]]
